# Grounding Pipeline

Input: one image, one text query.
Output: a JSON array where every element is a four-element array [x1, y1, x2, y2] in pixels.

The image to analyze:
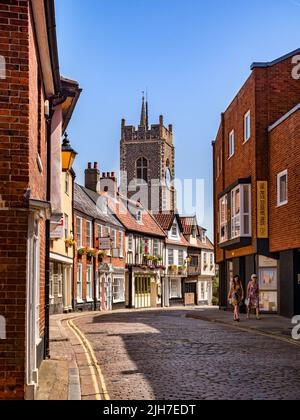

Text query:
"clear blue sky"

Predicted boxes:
[[55, 0, 300, 239]]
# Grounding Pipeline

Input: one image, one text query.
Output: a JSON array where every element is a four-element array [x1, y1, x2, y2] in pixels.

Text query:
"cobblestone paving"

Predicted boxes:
[[75, 310, 300, 401]]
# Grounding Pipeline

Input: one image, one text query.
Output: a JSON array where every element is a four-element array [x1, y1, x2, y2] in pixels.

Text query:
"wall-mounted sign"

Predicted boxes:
[[98, 237, 111, 250], [257, 181, 269, 239], [50, 216, 64, 240]]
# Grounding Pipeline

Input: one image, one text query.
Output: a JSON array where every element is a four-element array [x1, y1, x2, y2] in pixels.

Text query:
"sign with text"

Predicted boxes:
[[50, 216, 64, 240], [98, 237, 111, 250], [257, 181, 269, 239]]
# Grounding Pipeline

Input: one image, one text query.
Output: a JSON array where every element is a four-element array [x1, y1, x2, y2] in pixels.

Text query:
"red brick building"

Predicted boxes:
[[73, 176, 126, 312], [213, 49, 300, 317], [0, 0, 80, 399]]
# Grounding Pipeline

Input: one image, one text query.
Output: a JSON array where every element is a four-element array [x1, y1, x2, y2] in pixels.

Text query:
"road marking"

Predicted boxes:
[[67, 317, 110, 400]]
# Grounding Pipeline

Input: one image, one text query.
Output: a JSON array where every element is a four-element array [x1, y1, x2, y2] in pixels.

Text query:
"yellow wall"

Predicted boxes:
[[50, 170, 74, 259]]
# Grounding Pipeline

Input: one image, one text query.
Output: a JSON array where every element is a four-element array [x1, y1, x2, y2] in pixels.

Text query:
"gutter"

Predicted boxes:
[[44, 0, 61, 94]]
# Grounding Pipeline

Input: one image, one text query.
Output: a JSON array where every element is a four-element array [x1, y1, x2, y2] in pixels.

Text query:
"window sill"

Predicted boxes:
[[37, 154, 43, 173], [277, 201, 288, 208], [227, 154, 235, 161], [86, 298, 94, 303], [77, 299, 84, 304], [243, 138, 251, 145]]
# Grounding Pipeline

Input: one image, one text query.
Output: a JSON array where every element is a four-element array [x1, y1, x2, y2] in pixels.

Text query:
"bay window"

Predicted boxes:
[[219, 183, 251, 243]]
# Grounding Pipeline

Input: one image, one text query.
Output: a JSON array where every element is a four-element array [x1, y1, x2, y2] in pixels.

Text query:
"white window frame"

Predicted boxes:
[[86, 220, 93, 248], [171, 223, 177, 237], [277, 170, 288, 207], [76, 217, 82, 248], [86, 265, 93, 302], [65, 172, 69, 195], [153, 239, 160, 257], [57, 264, 63, 297], [229, 130, 235, 158], [113, 277, 125, 303], [244, 110, 251, 143], [77, 263, 83, 303], [231, 184, 252, 240], [168, 249, 174, 265], [50, 262, 54, 299], [178, 249, 184, 266], [64, 214, 69, 240], [219, 195, 228, 244], [112, 229, 117, 249], [118, 231, 123, 257], [128, 234, 134, 253], [98, 224, 103, 240]]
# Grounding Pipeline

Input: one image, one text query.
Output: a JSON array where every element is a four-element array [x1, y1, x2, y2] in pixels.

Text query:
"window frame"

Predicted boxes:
[[136, 157, 148, 185], [168, 249, 174, 265], [244, 110, 251, 143], [77, 263, 83, 303], [76, 217, 82, 248], [113, 277, 125, 303], [277, 170, 288, 207], [86, 220, 93, 249], [86, 264, 93, 302], [229, 130, 235, 158]]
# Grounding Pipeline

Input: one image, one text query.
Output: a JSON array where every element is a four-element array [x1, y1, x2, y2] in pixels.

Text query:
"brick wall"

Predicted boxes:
[[269, 108, 300, 253], [0, 1, 48, 399], [214, 52, 300, 264], [0, 0, 30, 400], [73, 213, 126, 304]]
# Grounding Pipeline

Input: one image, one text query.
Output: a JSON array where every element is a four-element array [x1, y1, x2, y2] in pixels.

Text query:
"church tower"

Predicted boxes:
[[120, 97, 176, 213]]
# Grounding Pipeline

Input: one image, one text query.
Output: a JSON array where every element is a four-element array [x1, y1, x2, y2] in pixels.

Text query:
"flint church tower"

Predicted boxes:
[[120, 97, 176, 213]]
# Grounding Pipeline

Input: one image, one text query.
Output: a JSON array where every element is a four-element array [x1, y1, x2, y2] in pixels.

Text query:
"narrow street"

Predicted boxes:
[[72, 310, 300, 401]]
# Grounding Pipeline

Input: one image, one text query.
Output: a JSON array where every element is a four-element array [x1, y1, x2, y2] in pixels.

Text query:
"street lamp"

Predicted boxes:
[[61, 132, 77, 171]]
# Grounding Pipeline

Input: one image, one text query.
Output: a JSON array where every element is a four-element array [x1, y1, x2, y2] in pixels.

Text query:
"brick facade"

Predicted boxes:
[[213, 49, 300, 316], [269, 107, 300, 252]]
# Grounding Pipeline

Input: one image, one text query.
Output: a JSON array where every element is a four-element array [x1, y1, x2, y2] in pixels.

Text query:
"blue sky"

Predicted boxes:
[[55, 0, 300, 239]]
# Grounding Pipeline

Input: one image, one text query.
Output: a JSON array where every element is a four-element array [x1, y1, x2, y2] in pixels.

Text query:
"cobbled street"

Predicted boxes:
[[74, 310, 300, 401]]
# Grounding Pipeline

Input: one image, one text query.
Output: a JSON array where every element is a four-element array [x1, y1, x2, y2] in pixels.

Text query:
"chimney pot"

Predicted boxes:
[[94, 162, 98, 169], [88, 162, 92, 169], [106, 172, 110, 178]]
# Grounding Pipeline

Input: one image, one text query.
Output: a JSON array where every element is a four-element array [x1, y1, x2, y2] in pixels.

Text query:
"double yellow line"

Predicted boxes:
[[67, 317, 110, 401]]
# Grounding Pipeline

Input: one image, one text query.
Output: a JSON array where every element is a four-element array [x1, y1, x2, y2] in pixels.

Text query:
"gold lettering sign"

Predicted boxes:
[[257, 181, 269, 239]]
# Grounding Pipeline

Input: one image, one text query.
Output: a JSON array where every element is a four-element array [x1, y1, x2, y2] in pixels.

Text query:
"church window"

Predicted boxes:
[[136, 158, 148, 185]]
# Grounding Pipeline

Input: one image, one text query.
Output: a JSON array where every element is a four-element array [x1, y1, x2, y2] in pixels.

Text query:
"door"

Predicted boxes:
[[135, 275, 151, 309]]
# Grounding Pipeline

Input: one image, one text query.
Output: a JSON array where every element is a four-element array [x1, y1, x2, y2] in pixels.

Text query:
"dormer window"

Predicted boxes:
[[192, 227, 197, 239], [136, 210, 142, 223], [171, 223, 177, 237], [202, 231, 206, 243]]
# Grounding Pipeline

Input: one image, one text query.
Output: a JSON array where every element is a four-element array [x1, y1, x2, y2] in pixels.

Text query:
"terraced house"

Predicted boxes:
[[213, 49, 300, 317], [0, 0, 80, 399], [73, 166, 126, 312]]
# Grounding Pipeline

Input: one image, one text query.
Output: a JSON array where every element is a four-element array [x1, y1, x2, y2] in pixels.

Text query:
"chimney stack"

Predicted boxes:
[[100, 171, 118, 199], [85, 162, 100, 193]]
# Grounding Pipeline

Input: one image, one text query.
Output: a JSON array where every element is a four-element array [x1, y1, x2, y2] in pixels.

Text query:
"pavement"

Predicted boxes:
[[36, 307, 300, 400]]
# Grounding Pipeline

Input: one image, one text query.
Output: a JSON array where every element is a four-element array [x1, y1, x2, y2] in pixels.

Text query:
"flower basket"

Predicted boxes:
[[98, 250, 107, 260], [77, 247, 86, 257], [65, 238, 76, 249], [168, 265, 178, 275], [86, 248, 96, 259]]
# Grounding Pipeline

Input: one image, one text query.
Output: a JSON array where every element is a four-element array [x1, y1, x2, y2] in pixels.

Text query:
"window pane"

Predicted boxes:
[[280, 175, 287, 203]]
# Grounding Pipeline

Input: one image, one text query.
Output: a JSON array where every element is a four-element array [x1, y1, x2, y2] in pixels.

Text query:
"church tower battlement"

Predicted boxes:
[[120, 96, 176, 213]]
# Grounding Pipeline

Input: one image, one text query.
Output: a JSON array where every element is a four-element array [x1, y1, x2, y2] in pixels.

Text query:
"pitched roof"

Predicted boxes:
[[74, 184, 123, 228], [154, 212, 175, 230], [180, 216, 197, 235], [111, 196, 166, 238], [166, 234, 190, 248]]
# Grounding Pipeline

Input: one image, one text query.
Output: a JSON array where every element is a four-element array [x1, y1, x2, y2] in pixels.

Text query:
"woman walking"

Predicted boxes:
[[247, 274, 260, 320], [228, 275, 244, 322]]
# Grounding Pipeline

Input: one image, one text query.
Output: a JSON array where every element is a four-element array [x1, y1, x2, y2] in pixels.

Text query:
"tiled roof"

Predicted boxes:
[[180, 216, 197, 235], [74, 184, 123, 228], [154, 212, 175, 230], [166, 234, 190, 247], [108, 195, 166, 238]]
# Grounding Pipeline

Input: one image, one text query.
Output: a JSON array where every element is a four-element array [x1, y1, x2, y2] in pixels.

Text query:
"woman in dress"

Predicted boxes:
[[247, 274, 260, 320], [228, 275, 244, 322]]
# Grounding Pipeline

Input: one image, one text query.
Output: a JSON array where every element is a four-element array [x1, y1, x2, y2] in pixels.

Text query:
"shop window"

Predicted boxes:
[[113, 277, 125, 303]]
